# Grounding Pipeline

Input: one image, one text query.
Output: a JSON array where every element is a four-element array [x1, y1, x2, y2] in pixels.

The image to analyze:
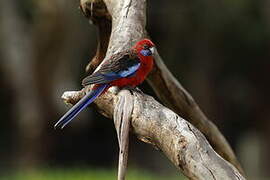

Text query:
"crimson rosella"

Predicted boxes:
[[55, 39, 155, 129]]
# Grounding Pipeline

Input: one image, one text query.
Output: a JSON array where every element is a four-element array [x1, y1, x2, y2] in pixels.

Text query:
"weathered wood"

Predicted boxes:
[[61, 88, 245, 180], [80, 0, 111, 73], [114, 90, 133, 180], [80, 0, 244, 175]]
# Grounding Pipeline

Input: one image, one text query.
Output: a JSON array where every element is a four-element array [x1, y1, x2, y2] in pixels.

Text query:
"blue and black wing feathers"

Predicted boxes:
[[82, 50, 140, 87], [55, 50, 140, 129]]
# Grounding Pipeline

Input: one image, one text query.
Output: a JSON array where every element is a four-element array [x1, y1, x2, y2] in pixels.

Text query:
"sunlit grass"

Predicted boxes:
[[1, 168, 186, 180]]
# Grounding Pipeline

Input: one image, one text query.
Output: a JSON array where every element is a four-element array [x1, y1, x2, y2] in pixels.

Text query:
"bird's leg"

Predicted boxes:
[[122, 86, 143, 95], [123, 85, 135, 91], [133, 87, 143, 93]]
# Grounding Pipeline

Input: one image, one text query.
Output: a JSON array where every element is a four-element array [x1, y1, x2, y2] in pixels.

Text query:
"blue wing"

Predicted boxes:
[[102, 62, 140, 78], [82, 51, 140, 86]]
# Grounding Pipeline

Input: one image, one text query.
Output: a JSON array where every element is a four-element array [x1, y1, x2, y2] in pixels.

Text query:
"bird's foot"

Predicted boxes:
[[123, 86, 143, 94], [123, 86, 135, 91]]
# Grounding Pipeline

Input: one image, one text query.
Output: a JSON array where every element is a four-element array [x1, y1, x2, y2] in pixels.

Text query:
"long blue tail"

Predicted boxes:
[[54, 84, 108, 129]]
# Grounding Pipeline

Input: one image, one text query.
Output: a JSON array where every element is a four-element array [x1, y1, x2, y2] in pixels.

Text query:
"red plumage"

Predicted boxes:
[[108, 39, 154, 88], [55, 39, 155, 129], [90, 39, 155, 89]]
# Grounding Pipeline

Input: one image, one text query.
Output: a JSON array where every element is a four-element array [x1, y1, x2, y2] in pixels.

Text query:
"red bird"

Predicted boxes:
[[55, 39, 155, 129]]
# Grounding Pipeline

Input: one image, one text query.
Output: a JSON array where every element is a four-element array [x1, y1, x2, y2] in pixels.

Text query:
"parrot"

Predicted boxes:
[[54, 39, 155, 129]]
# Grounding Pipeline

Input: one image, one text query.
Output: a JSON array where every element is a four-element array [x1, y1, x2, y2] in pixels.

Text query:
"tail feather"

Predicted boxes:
[[54, 84, 108, 129]]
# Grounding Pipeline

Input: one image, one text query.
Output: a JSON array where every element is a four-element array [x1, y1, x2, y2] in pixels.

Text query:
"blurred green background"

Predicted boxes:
[[0, 0, 269, 179]]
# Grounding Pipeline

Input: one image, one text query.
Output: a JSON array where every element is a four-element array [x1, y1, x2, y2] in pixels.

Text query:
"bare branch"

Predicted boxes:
[[62, 89, 245, 180], [80, 0, 111, 73], [114, 90, 133, 180], [79, 0, 245, 175], [148, 51, 244, 175]]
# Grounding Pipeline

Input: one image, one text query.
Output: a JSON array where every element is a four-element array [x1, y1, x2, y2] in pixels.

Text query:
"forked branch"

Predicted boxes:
[[62, 88, 245, 180], [80, 0, 244, 175], [59, 0, 247, 179]]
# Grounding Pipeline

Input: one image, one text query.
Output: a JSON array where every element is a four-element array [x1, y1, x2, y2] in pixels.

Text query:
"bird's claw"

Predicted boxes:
[[122, 86, 143, 94]]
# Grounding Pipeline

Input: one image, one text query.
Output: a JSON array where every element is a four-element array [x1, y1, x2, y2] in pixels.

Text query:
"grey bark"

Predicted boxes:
[[61, 87, 245, 180], [114, 90, 133, 180], [59, 0, 247, 179], [80, 0, 244, 175]]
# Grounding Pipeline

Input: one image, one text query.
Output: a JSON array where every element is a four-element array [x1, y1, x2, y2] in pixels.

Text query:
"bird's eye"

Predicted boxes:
[[143, 45, 149, 50], [140, 46, 152, 56]]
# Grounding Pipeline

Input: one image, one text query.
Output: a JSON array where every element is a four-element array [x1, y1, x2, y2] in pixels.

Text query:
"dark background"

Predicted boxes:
[[0, 0, 269, 179]]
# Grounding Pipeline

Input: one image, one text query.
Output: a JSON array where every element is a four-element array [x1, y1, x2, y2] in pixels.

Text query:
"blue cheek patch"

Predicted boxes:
[[140, 49, 152, 56]]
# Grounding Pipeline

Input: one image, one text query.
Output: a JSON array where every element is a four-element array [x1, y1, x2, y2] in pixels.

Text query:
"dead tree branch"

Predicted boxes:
[[114, 90, 133, 180], [61, 88, 245, 180], [57, 0, 248, 179], [79, 0, 244, 175]]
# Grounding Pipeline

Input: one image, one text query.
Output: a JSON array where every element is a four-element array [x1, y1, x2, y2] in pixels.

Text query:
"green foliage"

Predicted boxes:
[[0, 168, 186, 180]]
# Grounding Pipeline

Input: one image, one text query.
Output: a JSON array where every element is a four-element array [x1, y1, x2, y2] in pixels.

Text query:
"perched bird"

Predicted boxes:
[[55, 39, 155, 129]]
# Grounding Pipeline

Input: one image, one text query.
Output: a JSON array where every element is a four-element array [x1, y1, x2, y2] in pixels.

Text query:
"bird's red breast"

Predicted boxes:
[[110, 39, 154, 87], [83, 39, 155, 89], [110, 55, 153, 87]]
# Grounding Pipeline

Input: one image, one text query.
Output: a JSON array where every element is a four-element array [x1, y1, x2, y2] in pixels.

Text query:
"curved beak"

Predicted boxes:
[[150, 47, 155, 55]]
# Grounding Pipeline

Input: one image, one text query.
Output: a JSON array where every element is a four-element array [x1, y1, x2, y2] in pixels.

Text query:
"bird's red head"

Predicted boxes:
[[133, 39, 155, 57]]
